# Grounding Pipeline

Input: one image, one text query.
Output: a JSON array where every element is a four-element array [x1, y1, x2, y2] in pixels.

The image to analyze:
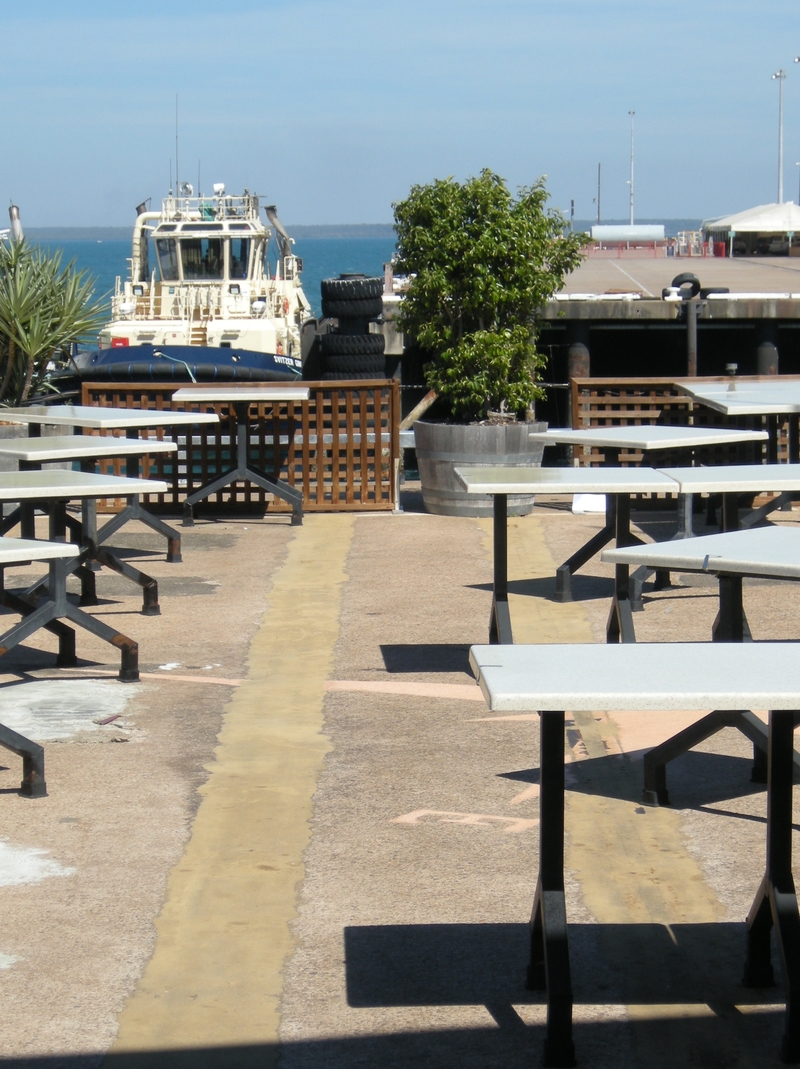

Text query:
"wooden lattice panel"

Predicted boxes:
[[81, 380, 399, 512]]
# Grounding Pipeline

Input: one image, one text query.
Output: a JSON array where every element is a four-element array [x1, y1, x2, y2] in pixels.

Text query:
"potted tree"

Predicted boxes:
[[393, 170, 587, 516]]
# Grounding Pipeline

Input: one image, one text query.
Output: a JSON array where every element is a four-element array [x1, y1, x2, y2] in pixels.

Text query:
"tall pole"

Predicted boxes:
[[773, 70, 786, 203], [597, 162, 601, 223], [628, 111, 635, 225], [175, 93, 180, 195]]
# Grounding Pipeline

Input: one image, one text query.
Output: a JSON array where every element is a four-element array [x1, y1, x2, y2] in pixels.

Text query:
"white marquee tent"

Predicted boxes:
[[704, 202, 800, 233]]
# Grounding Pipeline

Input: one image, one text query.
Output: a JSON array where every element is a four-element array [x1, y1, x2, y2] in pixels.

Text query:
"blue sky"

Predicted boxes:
[[3, 0, 799, 225]]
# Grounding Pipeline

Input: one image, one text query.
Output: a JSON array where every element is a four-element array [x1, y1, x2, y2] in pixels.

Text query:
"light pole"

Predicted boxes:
[[773, 69, 786, 203], [628, 111, 635, 225]]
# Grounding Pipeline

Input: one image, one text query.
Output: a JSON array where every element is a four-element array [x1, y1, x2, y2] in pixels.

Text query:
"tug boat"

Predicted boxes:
[[75, 185, 310, 380]]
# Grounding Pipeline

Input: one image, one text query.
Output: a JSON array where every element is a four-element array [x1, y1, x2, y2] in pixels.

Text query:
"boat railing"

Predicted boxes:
[[160, 193, 261, 223]]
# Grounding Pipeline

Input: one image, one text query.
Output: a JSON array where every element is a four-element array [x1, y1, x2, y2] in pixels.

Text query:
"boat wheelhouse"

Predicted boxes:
[[97, 187, 311, 364]]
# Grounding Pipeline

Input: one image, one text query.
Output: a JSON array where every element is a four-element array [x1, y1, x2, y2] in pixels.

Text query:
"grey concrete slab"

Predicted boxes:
[[528, 425, 768, 450], [1, 405, 219, 429], [172, 386, 309, 402], [602, 524, 800, 578], [469, 641, 800, 711], [0, 435, 177, 462], [658, 462, 800, 493], [455, 465, 679, 494], [0, 469, 169, 498]]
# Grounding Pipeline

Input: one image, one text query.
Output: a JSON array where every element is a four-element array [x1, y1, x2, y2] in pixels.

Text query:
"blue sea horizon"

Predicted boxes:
[[30, 236, 398, 325]]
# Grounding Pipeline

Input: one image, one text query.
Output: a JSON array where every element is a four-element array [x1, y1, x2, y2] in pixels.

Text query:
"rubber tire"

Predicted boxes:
[[320, 276, 383, 301], [321, 296, 384, 319], [323, 352, 385, 374], [320, 333, 385, 356], [322, 370, 386, 380], [670, 272, 701, 297]]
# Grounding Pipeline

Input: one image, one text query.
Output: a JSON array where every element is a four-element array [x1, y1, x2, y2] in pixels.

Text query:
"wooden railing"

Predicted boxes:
[[569, 375, 779, 467], [81, 380, 400, 513]]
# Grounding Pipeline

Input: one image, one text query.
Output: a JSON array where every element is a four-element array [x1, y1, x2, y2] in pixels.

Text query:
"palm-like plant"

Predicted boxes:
[[0, 241, 105, 404]]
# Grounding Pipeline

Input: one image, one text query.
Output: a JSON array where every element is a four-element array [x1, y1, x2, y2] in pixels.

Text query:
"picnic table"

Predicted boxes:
[[0, 470, 169, 615], [1, 404, 220, 558], [603, 525, 800, 805], [680, 378, 800, 466], [170, 386, 309, 526], [469, 640, 800, 1066], [454, 466, 678, 643]]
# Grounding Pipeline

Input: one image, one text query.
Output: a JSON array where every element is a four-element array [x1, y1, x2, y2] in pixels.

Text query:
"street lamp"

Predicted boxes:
[[628, 110, 635, 225], [773, 69, 786, 203]]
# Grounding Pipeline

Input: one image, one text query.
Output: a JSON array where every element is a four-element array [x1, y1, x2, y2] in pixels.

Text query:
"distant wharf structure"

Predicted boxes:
[[535, 254, 800, 430]]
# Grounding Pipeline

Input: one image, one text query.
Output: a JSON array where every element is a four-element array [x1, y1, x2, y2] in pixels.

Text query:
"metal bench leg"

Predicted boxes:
[[0, 723, 46, 797], [743, 710, 800, 1063], [527, 710, 575, 1068], [489, 494, 513, 645], [554, 493, 617, 604]]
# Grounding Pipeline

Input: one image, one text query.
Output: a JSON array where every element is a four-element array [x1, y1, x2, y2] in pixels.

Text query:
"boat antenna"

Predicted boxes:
[[169, 158, 172, 196], [198, 159, 201, 197], [175, 93, 179, 195]]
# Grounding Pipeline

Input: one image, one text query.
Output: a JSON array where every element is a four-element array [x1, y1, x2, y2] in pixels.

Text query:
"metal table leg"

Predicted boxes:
[[182, 403, 303, 527], [606, 493, 637, 644], [489, 493, 513, 645], [743, 710, 800, 1063], [554, 493, 619, 603], [527, 710, 575, 1068], [0, 723, 46, 797], [1, 558, 139, 682]]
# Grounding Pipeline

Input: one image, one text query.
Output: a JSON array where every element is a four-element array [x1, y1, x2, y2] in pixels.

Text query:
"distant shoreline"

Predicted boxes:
[[23, 224, 398, 242], [21, 219, 706, 242]]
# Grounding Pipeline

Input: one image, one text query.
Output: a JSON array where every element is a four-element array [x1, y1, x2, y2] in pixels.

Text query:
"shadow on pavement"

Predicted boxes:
[[380, 643, 472, 674]]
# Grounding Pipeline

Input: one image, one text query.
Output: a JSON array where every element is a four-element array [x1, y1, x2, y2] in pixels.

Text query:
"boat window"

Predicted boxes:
[[229, 223, 251, 230], [157, 224, 177, 232], [181, 237, 224, 280], [183, 223, 223, 231], [229, 238, 251, 280], [155, 238, 179, 281]]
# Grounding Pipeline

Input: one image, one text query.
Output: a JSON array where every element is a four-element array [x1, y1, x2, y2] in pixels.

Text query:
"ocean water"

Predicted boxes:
[[30, 237, 398, 323]]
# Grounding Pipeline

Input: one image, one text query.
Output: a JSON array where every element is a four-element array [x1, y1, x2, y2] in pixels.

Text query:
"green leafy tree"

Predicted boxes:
[[0, 240, 105, 404], [393, 170, 587, 421]]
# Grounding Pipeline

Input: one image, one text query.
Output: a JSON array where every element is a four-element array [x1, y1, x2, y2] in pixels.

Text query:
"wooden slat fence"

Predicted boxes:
[[570, 376, 782, 467], [81, 380, 399, 513]]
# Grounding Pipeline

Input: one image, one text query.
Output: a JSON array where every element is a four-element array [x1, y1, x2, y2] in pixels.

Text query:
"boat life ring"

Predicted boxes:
[[283, 297, 290, 315]]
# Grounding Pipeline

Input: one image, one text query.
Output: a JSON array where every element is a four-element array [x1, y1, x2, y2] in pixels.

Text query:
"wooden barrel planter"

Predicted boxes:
[[413, 420, 547, 517]]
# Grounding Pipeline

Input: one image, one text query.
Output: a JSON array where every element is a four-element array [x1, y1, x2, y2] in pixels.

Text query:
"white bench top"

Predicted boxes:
[[0, 435, 177, 462], [658, 463, 800, 493], [1, 405, 219, 429], [454, 465, 679, 495], [171, 386, 310, 403], [0, 470, 169, 499], [0, 537, 80, 564], [602, 525, 800, 578], [469, 642, 800, 712], [680, 380, 800, 416], [528, 425, 768, 449]]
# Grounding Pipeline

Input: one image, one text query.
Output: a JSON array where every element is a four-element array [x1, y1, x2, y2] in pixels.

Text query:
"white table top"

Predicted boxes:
[[680, 380, 800, 416], [0, 470, 169, 500], [1, 405, 219, 429], [602, 525, 800, 578], [469, 642, 800, 712], [528, 425, 768, 449], [455, 465, 680, 495], [658, 463, 800, 493], [0, 537, 80, 564], [171, 386, 310, 403], [0, 435, 177, 462]]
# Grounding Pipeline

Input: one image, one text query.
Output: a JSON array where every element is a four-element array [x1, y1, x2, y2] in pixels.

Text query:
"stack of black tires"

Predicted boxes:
[[320, 274, 386, 380]]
